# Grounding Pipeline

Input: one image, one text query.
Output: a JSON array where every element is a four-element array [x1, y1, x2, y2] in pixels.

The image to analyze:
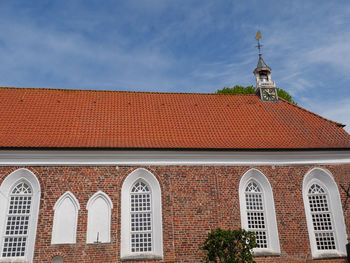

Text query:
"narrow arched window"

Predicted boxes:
[[51, 192, 80, 244], [303, 168, 347, 259], [239, 168, 280, 256], [245, 181, 267, 248], [121, 168, 163, 260], [130, 180, 152, 252], [0, 168, 41, 262], [86, 191, 113, 244], [2, 182, 32, 258], [307, 183, 336, 250]]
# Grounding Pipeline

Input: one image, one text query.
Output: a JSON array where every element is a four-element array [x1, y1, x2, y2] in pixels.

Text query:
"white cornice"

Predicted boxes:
[[0, 150, 349, 166]]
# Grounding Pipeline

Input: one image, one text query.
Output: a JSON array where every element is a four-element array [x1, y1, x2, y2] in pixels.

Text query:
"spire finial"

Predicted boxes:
[[255, 30, 263, 55]]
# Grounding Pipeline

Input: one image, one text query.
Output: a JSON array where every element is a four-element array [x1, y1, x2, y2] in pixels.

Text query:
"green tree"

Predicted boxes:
[[201, 228, 257, 263], [216, 85, 297, 104], [276, 88, 296, 104], [216, 85, 255, 95]]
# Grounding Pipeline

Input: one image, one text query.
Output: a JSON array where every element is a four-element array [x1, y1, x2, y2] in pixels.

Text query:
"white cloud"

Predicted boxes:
[[306, 35, 350, 73]]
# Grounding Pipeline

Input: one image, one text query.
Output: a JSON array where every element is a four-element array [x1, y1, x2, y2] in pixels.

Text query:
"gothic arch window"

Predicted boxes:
[[86, 191, 113, 243], [239, 168, 280, 256], [51, 191, 80, 244], [121, 168, 163, 260], [0, 168, 41, 262], [303, 168, 347, 259]]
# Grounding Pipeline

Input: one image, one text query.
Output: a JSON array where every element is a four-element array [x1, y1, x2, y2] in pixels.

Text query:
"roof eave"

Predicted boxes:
[[0, 147, 350, 151]]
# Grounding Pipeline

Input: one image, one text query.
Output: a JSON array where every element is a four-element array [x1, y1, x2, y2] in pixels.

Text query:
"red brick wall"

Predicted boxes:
[[0, 164, 349, 263]]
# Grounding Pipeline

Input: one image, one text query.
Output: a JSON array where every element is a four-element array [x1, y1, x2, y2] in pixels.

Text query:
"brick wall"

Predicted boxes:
[[0, 164, 349, 263]]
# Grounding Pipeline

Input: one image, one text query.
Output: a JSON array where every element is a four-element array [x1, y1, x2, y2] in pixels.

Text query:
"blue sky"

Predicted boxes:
[[1, 1, 350, 132]]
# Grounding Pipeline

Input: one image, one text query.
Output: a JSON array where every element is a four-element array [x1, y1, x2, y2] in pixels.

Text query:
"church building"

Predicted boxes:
[[0, 51, 349, 262]]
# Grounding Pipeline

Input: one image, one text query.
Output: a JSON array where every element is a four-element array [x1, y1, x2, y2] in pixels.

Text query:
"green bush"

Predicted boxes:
[[201, 228, 257, 263], [216, 85, 255, 95], [216, 85, 297, 104]]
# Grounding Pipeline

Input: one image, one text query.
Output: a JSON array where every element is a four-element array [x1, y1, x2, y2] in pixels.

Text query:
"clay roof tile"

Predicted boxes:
[[0, 87, 349, 149]]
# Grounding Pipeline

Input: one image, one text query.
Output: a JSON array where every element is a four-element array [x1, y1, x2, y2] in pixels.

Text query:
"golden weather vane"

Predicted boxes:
[[255, 30, 263, 54]]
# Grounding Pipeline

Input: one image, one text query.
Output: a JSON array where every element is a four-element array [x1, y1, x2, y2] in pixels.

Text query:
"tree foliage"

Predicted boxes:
[[276, 88, 296, 104], [216, 85, 297, 104], [201, 228, 257, 263], [216, 86, 255, 95]]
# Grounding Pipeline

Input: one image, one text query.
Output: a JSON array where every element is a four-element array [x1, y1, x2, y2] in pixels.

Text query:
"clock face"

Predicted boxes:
[[261, 88, 278, 102]]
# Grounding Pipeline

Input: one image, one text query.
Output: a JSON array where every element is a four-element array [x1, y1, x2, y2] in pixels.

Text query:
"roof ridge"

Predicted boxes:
[[0, 86, 257, 96], [279, 97, 345, 127]]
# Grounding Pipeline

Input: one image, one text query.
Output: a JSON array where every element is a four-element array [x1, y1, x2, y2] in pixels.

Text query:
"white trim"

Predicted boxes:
[[51, 191, 80, 244], [302, 168, 347, 259], [86, 191, 113, 244], [0, 150, 348, 166], [120, 168, 163, 260], [86, 191, 113, 210], [239, 168, 280, 256], [0, 168, 41, 263], [53, 191, 80, 211]]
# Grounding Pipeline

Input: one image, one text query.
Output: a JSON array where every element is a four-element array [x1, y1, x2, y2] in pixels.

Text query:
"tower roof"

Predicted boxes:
[[255, 54, 271, 72]]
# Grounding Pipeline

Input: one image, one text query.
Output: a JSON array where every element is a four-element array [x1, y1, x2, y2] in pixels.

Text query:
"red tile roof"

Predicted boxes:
[[0, 87, 349, 149]]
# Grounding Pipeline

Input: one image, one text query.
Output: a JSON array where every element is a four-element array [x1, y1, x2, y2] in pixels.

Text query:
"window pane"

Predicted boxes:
[[12, 182, 32, 194], [308, 184, 336, 251], [2, 182, 32, 258], [131, 233, 152, 252], [245, 181, 267, 248], [315, 232, 336, 250], [130, 181, 152, 253]]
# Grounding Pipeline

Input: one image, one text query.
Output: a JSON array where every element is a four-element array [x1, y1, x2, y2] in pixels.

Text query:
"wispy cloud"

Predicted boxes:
[[306, 35, 350, 73]]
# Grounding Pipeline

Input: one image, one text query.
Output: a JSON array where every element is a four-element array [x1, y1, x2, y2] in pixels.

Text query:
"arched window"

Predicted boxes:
[[51, 191, 80, 244], [303, 168, 347, 259], [239, 168, 280, 256], [0, 168, 41, 262], [245, 181, 268, 248], [3, 182, 33, 258], [130, 180, 152, 253], [86, 191, 113, 243], [121, 168, 163, 260]]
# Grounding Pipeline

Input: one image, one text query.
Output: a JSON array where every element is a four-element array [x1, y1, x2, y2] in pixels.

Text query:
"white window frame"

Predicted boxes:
[[239, 168, 280, 256], [86, 191, 113, 244], [303, 168, 347, 259], [0, 168, 41, 263], [51, 191, 80, 244], [121, 168, 163, 261]]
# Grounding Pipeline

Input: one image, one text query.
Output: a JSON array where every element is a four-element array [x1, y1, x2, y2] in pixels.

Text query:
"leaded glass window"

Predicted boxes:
[[130, 181, 152, 253], [2, 182, 32, 258], [308, 183, 336, 250], [245, 181, 267, 248]]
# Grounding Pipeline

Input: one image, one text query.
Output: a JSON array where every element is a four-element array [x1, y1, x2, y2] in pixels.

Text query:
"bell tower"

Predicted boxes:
[[254, 31, 278, 102]]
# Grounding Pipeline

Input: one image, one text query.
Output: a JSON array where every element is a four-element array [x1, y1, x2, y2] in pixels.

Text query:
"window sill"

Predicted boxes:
[[0, 257, 29, 263], [253, 248, 280, 257], [120, 253, 163, 261], [312, 250, 347, 259], [86, 241, 111, 244], [51, 242, 76, 245]]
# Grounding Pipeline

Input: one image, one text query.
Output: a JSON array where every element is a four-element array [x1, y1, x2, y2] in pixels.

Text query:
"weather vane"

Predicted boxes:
[[255, 30, 263, 55]]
